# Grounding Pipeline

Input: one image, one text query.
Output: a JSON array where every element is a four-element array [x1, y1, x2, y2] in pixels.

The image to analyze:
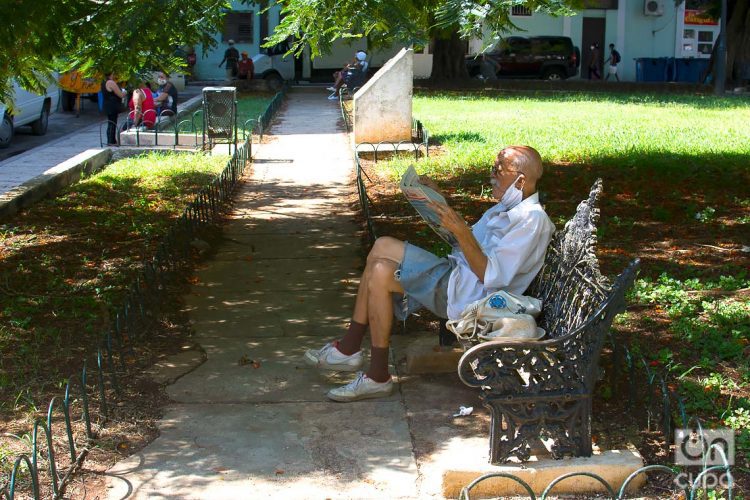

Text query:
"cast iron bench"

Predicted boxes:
[[456, 179, 640, 464]]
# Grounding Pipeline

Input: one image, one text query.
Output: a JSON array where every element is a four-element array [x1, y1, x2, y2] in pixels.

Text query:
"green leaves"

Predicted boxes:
[[1, 0, 233, 103], [267, 0, 578, 63]]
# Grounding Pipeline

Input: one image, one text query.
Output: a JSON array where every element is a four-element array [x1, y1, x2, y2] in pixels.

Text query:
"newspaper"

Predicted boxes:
[[400, 165, 458, 247]]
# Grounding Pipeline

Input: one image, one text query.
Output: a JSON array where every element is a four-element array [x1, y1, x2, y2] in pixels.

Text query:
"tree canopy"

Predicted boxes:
[[267, 0, 578, 78], [0, 0, 232, 103]]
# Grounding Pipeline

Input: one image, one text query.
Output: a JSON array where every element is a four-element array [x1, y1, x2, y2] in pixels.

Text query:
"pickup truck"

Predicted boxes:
[[0, 79, 60, 149]]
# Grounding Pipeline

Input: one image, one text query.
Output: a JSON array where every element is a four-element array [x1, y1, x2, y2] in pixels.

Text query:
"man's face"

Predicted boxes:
[[491, 152, 523, 200]]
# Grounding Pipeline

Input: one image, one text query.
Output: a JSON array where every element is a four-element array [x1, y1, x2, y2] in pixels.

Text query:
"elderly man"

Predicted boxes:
[[306, 146, 555, 401]]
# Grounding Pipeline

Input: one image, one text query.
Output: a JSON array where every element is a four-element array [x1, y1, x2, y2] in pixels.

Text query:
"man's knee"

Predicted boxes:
[[365, 258, 398, 289], [368, 236, 405, 263]]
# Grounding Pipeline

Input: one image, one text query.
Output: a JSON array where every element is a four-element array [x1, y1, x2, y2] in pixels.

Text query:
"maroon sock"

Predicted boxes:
[[366, 347, 391, 383], [336, 320, 367, 355]]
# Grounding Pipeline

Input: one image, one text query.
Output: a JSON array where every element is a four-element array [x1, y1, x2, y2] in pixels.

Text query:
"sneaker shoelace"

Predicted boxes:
[[347, 372, 366, 390]]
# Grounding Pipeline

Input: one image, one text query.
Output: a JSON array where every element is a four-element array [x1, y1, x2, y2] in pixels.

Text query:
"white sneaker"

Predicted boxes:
[[304, 342, 363, 372], [327, 372, 393, 402], [327, 93, 339, 100], [326, 86, 336, 91]]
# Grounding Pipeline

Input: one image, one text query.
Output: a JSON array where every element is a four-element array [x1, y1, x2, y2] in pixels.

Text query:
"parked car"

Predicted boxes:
[[466, 36, 580, 80], [0, 79, 60, 148]]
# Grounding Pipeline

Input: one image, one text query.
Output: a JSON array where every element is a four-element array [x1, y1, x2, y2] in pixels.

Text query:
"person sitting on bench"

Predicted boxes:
[[327, 50, 368, 100], [305, 145, 556, 401]]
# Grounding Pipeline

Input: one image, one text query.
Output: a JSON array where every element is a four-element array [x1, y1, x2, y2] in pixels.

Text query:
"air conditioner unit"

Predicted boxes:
[[644, 0, 664, 16]]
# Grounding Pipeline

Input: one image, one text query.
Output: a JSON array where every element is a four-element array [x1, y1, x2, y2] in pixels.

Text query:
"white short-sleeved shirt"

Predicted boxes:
[[446, 192, 555, 320]]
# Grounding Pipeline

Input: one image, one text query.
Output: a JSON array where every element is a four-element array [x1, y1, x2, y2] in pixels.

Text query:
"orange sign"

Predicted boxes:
[[684, 9, 718, 25], [58, 71, 101, 94]]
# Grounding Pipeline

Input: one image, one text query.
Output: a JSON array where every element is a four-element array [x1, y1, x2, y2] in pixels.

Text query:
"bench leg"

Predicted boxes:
[[438, 319, 456, 347], [484, 396, 593, 463]]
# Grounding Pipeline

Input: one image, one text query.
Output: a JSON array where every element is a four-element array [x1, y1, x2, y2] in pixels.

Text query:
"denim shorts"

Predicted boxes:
[[393, 242, 452, 320]]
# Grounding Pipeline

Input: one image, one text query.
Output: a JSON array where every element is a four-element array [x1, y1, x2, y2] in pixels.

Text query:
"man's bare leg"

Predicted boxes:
[[337, 237, 405, 358]]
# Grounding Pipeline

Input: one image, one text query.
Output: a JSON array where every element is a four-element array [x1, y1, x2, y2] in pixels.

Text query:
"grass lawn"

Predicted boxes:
[[407, 91, 750, 172], [365, 90, 750, 475], [0, 151, 228, 414], [174, 93, 274, 135]]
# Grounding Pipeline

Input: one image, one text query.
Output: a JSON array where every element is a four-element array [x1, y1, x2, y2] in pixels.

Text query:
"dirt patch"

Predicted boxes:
[[0, 151, 243, 497]]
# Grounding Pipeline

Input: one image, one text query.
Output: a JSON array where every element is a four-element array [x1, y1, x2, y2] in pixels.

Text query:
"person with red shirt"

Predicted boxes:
[[238, 52, 254, 80], [123, 81, 156, 130]]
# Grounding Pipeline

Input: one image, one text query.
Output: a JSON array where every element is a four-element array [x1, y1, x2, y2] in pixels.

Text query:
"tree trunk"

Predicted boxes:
[[429, 30, 469, 80], [726, 0, 749, 82], [729, 0, 750, 82], [705, 0, 750, 86]]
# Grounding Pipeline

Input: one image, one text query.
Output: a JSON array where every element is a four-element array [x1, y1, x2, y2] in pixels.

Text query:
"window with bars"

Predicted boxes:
[[510, 5, 532, 16], [222, 12, 254, 43]]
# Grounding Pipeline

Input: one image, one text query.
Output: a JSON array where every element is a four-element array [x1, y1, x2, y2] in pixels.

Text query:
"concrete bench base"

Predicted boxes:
[[440, 447, 645, 498], [119, 131, 202, 147], [405, 336, 463, 374]]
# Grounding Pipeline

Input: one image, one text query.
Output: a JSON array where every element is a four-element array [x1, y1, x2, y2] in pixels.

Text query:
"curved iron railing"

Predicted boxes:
[[1, 88, 288, 499], [458, 441, 734, 499]]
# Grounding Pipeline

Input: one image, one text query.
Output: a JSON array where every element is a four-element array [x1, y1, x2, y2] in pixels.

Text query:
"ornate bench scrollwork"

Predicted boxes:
[[457, 179, 640, 464]]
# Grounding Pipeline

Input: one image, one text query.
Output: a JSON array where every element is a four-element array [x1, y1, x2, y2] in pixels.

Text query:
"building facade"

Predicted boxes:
[[193, 0, 719, 82], [192, 1, 283, 81], [487, 0, 719, 81]]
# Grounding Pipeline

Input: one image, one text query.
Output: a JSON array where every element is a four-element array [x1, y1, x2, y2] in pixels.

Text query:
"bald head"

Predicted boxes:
[[496, 145, 543, 198]]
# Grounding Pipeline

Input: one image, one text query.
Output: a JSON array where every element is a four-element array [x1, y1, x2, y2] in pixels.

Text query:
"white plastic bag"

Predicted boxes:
[[446, 290, 544, 342]]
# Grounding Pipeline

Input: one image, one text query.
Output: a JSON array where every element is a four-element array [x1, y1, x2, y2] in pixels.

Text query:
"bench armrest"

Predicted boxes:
[[458, 259, 639, 392]]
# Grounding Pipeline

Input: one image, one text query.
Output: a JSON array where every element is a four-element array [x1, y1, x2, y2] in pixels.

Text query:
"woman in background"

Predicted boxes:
[[101, 72, 125, 145]]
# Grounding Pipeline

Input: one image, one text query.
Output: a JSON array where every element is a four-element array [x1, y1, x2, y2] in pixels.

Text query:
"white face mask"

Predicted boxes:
[[157, 78, 167, 85], [500, 175, 523, 210]]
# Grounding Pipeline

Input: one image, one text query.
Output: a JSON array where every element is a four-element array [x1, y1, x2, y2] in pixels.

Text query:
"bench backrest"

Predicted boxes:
[[527, 179, 610, 339]]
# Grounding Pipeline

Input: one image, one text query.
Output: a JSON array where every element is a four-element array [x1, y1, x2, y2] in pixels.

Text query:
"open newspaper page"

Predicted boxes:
[[400, 165, 458, 247]]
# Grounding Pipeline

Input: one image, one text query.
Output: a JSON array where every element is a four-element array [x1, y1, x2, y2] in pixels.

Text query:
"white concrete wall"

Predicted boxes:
[[353, 48, 413, 144]]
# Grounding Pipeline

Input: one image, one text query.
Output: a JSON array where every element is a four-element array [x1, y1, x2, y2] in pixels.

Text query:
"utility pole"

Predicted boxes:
[[714, 0, 728, 95]]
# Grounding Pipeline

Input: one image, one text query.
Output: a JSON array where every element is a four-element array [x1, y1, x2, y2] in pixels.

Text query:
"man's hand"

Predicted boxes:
[[428, 201, 469, 238], [428, 200, 488, 282]]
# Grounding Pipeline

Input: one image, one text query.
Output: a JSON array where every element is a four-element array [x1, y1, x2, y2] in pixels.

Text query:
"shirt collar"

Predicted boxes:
[[505, 192, 540, 221]]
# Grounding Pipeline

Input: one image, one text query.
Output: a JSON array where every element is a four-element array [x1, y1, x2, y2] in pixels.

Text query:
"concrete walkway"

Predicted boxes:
[[105, 89, 491, 499]]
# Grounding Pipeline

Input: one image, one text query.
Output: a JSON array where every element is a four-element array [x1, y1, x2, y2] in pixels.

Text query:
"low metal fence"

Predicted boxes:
[[351, 127, 738, 499], [1, 88, 288, 499], [354, 117, 430, 246]]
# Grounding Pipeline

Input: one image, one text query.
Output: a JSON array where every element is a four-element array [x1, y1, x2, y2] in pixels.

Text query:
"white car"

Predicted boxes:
[[0, 79, 60, 149]]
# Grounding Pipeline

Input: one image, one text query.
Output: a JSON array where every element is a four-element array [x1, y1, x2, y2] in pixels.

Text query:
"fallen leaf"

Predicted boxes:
[[252, 361, 261, 369], [116, 442, 130, 452], [238, 354, 250, 366], [275, 469, 285, 475], [212, 467, 229, 473], [244, 255, 254, 262]]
